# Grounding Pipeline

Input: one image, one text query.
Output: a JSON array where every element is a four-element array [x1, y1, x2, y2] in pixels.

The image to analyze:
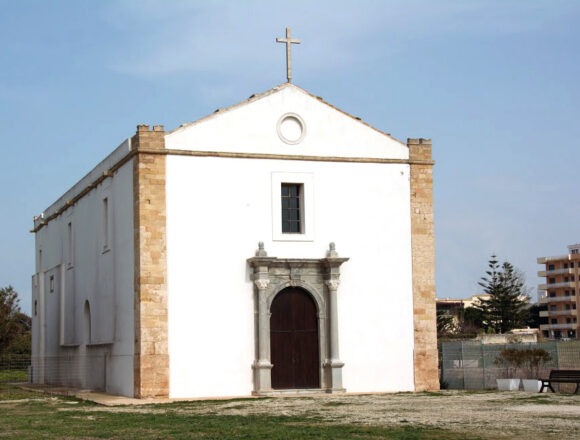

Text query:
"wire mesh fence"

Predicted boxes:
[[0, 354, 132, 397], [441, 340, 580, 391]]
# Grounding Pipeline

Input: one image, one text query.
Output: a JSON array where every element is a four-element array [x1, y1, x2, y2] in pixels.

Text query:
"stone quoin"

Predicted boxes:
[[31, 82, 438, 398]]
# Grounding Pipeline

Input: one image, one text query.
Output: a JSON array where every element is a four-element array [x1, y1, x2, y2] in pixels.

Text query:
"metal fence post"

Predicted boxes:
[[480, 342, 486, 388], [460, 341, 465, 389]]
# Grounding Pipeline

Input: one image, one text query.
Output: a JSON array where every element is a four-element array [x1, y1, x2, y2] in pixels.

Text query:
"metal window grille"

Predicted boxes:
[[281, 183, 302, 233]]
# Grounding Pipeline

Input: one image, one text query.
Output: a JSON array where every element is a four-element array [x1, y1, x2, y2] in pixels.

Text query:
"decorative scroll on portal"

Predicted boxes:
[[247, 242, 348, 395]]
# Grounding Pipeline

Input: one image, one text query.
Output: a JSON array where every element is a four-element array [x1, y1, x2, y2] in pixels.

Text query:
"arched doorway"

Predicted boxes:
[[270, 287, 320, 389]]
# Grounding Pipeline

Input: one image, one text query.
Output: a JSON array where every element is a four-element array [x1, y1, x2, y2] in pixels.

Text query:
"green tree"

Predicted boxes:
[[0, 286, 31, 356], [474, 256, 529, 334], [436, 310, 455, 337], [462, 306, 486, 330], [526, 303, 546, 329]]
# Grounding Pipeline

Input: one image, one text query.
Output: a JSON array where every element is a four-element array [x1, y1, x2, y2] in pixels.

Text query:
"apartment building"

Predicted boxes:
[[538, 244, 580, 339]]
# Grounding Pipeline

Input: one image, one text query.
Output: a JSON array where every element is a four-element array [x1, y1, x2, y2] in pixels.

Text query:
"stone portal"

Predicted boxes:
[[248, 242, 348, 395]]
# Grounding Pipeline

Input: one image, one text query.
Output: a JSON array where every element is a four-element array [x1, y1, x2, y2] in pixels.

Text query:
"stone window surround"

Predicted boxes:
[[248, 242, 348, 395]]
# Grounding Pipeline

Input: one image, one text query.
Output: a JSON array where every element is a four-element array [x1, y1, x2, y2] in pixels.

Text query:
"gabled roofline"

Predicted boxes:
[[168, 83, 406, 146]]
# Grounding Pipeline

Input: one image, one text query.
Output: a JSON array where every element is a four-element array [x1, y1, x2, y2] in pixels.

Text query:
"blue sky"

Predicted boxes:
[[1, 0, 578, 314]]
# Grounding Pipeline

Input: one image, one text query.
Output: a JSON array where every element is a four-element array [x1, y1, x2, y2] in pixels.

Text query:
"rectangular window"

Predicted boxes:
[[67, 222, 73, 267], [271, 172, 314, 242], [548, 264, 555, 271], [49, 275, 54, 293], [564, 263, 569, 269], [102, 197, 109, 251], [549, 278, 555, 284], [551, 318, 558, 324], [281, 183, 302, 233]]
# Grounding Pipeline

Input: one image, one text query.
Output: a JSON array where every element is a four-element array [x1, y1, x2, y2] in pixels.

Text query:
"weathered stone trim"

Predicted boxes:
[[408, 138, 439, 391], [132, 125, 169, 398], [247, 243, 348, 395], [31, 147, 433, 233], [155, 148, 434, 165], [168, 83, 406, 145], [30, 151, 138, 233]]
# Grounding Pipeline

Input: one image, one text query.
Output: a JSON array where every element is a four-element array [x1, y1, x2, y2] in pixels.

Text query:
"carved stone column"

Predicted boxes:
[[325, 279, 341, 363], [248, 242, 348, 394], [323, 243, 347, 391], [249, 243, 274, 394], [253, 278, 272, 391]]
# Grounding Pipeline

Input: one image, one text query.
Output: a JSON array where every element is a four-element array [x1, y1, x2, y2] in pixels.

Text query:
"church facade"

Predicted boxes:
[[31, 83, 438, 398]]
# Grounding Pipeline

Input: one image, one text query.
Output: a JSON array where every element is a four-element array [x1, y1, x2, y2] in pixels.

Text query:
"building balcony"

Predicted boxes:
[[540, 323, 578, 330], [538, 268, 574, 277], [539, 295, 575, 304], [538, 256, 569, 264], [540, 309, 577, 317], [538, 282, 576, 290]]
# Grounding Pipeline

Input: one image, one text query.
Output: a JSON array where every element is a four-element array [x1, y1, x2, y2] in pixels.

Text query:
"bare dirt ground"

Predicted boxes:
[[53, 390, 580, 439]]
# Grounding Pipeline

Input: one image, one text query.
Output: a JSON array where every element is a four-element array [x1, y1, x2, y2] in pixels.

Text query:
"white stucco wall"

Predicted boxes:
[[166, 86, 414, 398], [32, 158, 135, 397], [166, 84, 408, 160], [166, 157, 414, 397]]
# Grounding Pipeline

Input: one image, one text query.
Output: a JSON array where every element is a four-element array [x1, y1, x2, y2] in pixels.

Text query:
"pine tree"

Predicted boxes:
[[475, 256, 529, 334]]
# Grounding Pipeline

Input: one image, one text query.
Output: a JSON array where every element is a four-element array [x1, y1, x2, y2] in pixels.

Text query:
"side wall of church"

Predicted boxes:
[[32, 157, 135, 397], [165, 155, 416, 398]]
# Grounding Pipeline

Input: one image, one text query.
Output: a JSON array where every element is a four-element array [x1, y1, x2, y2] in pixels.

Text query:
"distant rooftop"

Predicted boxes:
[[537, 243, 580, 263]]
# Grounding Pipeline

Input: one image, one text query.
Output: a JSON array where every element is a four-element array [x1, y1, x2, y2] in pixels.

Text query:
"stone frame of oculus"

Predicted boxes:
[[277, 113, 306, 145]]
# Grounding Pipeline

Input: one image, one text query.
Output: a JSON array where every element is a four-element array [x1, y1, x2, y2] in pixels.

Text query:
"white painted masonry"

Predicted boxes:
[[166, 157, 414, 397], [166, 85, 407, 159], [33, 83, 424, 399], [32, 144, 135, 397], [165, 85, 414, 398]]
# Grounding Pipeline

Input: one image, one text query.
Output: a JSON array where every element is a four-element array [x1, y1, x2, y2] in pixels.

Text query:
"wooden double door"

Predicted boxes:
[[270, 287, 320, 389]]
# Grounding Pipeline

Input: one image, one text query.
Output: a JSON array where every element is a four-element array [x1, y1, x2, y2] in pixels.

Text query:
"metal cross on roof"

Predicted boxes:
[[276, 27, 301, 83]]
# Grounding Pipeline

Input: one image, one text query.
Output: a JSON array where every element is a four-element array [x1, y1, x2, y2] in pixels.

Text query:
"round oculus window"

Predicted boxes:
[[277, 113, 306, 145]]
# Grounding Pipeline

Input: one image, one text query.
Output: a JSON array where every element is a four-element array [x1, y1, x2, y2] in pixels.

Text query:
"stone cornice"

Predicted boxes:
[[30, 148, 138, 233], [32, 144, 433, 233], [154, 148, 435, 166], [247, 257, 350, 269]]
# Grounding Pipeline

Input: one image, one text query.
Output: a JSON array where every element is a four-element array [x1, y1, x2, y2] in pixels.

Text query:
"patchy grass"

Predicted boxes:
[[415, 391, 450, 397], [323, 401, 349, 406], [1, 389, 579, 439], [0, 383, 42, 401], [0, 391, 480, 440], [505, 393, 580, 406], [0, 369, 28, 382], [509, 394, 555, 404]]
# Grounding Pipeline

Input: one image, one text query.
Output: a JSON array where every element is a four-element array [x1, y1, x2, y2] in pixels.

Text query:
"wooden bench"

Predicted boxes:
[[539, 369, 580, 393]]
